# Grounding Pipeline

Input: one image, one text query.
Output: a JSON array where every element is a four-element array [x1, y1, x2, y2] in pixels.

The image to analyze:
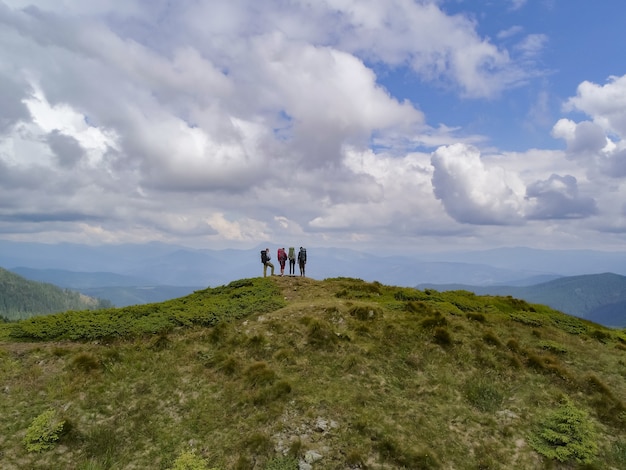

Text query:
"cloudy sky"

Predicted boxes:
[[1, 0, 625, 254]]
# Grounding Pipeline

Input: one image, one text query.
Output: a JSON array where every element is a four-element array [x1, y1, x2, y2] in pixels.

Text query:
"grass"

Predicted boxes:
[[0, 276, 625, 469]]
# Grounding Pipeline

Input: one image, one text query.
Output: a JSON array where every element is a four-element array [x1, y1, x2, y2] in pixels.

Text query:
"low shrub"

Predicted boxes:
[[590, 329, 611, 343], [529, 399, 598, 464], [170, 450, 217, 470], [394, 288, 426, 301], [509, 313, 542, 327], [23, 409, 66, 453], [405, 301, 434, 315], [539, 341, 567, 355]]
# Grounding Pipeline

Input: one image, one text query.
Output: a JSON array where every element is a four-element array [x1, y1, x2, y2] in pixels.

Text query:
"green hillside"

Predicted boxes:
[[420, 273, 626, 328], [0, 277, 625, 469], [0, 268, 112, 321]]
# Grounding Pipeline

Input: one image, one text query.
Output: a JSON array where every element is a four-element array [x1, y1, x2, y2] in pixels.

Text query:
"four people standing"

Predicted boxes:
[[261, 246, 307, 277]]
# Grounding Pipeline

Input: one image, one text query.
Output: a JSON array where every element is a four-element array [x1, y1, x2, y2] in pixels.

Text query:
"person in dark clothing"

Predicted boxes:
[[297, 247, 307, 277]]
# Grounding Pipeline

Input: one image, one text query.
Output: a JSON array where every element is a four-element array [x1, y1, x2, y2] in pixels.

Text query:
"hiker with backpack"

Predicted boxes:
[[297, 247, 307, 277], [288, 247, 296, 276], [277, 247, 288, 276], [261, 248, 275, 277]]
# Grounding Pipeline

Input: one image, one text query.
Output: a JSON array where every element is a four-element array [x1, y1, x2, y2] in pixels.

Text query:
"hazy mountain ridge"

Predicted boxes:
[[2, 241, 626, 325], [3, 240, 625, 285]]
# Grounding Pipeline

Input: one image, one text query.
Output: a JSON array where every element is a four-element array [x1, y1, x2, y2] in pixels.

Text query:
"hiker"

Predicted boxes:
[[261, 248, 274, 277], [288, 247, 296, 276], [277, 247, 288, 276], [297, 247, 307, 277]]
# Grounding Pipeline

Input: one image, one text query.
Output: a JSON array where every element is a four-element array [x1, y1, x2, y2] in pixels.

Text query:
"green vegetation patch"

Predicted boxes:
[[529, 398, 598, 464], [23, 408, 67, 453], [7, 278, 285, 341]]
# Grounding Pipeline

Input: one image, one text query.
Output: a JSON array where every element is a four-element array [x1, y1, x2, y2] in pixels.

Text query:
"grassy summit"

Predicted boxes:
[[0, 276, 625, 469]]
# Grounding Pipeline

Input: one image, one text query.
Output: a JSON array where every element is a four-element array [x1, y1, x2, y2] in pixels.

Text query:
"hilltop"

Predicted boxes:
[[0, 277, 625, 469], [0, 268, 112, 321]]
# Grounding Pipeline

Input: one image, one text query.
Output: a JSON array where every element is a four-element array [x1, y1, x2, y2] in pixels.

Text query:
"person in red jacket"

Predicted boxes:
[[277, 247, 288, 276]]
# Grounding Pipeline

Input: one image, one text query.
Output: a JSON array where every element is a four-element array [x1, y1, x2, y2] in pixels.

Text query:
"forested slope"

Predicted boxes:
[[0, 267, 112, 321]]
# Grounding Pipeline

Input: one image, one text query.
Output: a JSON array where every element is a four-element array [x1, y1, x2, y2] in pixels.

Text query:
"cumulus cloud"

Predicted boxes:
[[553, 74, 626, 179], [564, 75, 626, 138], [1, 0, 615, 251], [552, 119, 609, 160], [431, 143, 526, 225], [525, 174, 597, 219], [306, 146, 448, 236]]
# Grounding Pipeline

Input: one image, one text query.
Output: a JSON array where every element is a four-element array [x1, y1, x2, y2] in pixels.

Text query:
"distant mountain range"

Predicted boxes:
[[1, 240, 625, 327], [9, 267, 203, 307]]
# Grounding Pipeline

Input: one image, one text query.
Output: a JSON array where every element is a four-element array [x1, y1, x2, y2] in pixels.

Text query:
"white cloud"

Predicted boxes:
[[431, 143, 527, 225], [0, 0, 620, 252], [310, 147, 437, 232], [509, 0, 528, 11], [497, 25, 524, 40], [320, 0, 534, 98], [553, 74, 626, 179], [565, 75, 626, 138], [525, 174, 597, 220]]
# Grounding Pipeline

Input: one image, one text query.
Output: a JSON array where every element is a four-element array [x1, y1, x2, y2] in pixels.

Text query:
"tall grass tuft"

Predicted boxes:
[[71, 352, 101, 373], [464, 376, 504, 412]]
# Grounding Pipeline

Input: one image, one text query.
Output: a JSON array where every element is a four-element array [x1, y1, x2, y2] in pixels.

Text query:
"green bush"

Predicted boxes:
[[529, 399, 598, 464], [170, 450, 218, 470], [23, 409, 66, 452]]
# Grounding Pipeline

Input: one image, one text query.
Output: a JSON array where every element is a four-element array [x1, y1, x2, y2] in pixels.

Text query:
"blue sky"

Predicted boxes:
[[1, 0, 626, 255]]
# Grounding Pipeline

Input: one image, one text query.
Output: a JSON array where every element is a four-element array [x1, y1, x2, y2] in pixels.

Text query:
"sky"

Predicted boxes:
[[1, 0, 626, 255]]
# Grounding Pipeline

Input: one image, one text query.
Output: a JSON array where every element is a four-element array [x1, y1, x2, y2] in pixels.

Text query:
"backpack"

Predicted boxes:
[[278, 248, 287, 261], [298, 248, 307, 263], [261, 250, 268, 264], [288, 247, 295, 261]]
